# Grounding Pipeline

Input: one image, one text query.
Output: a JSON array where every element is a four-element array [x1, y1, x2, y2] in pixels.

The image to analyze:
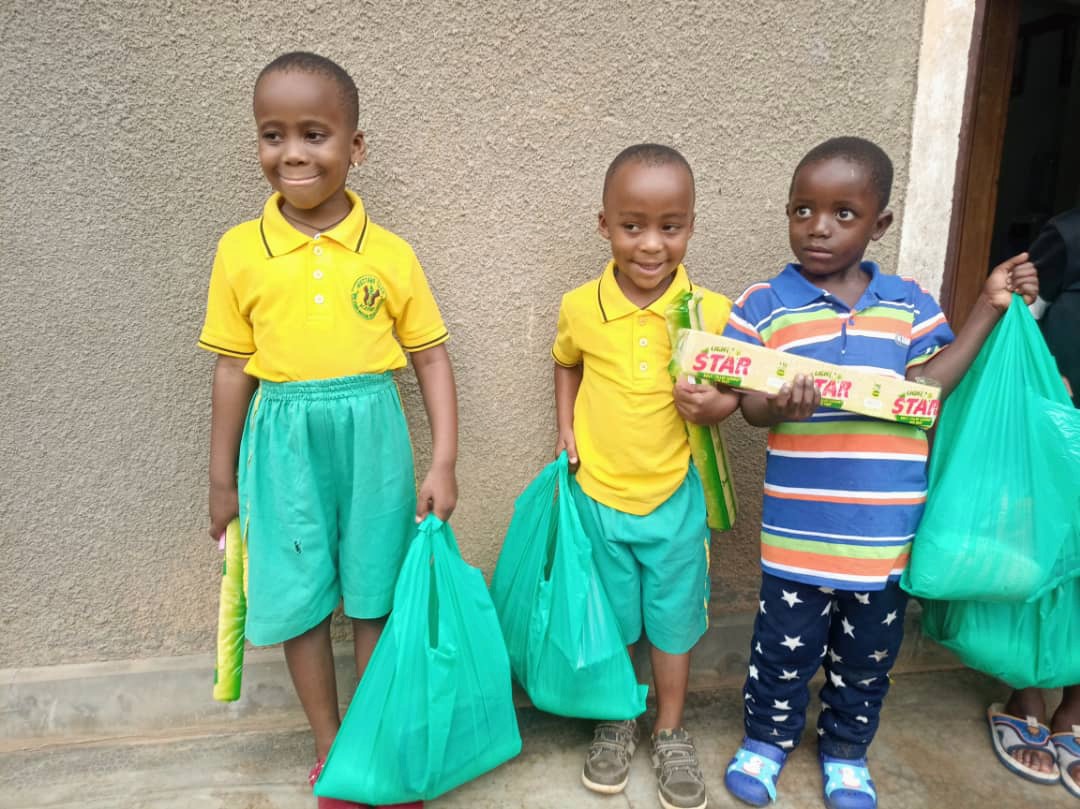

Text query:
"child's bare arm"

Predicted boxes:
[[412, 343, 458, 521], [673, 378, 740, 425], [910, 253, 1038, 396], [739, 375, 821, 427], [554, 362, 582, 469], [208, 355, 257, 539]]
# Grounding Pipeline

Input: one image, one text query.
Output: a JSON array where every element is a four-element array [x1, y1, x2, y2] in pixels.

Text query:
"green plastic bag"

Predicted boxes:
[[902, 296, 1080, 602], [920, 573, 1080, 688], [490, 453, 648, 719], [315, 516, 521, 805]]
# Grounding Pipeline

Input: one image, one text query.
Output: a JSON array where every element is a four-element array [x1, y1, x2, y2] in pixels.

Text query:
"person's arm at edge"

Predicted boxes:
[[208, 355, 258, 539], [554, 362, 582, 470], [412, 343, 459, 521], [909, 253, 1038, 396]]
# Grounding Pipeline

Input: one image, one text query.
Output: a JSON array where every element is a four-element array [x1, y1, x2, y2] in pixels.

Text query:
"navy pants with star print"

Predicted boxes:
[[742, 572, 908, 759]]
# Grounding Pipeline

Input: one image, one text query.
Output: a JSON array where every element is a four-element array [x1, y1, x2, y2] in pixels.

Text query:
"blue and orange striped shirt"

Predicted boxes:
[[725, 262, 954, 590]]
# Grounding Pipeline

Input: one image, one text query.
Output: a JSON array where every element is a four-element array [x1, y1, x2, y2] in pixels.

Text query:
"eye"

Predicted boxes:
[[793, 206, 811, 218], [260, 131, 282, 143], [662, 224, 682, 233], [623, 223, 641, 233], [305, 131, 328, 143], [836, 208, 855, 222]]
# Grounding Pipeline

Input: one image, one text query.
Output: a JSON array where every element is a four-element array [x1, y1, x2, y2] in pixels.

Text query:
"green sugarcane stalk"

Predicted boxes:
[[666, 291, 738, 531]]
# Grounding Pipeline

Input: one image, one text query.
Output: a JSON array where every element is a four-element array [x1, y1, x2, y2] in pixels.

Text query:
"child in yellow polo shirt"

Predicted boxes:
[[198, 51, 456, 809], [552, 143, 733, 809]]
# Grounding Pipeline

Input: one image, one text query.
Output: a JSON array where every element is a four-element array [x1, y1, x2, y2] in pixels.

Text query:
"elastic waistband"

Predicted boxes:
[[258, 372, 393, 401]]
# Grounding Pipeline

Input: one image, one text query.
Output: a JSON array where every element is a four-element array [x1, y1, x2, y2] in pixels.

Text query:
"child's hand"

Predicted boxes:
[[555, 429, 579, 472], [209, 482, 239, 541], [673, 378, 740, 425], [765, 374, 821, 422], [417, 461, 457, 522], [983, 252, 1039, 310]]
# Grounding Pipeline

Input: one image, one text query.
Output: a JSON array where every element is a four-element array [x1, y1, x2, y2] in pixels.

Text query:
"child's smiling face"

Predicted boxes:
[[598, 160, 695, 308], [786, 157, 892, 284], [253, 69, 365, 225]]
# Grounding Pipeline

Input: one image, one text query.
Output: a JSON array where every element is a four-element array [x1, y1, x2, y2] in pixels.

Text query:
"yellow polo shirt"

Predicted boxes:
[[553, 261, 732, 515], [198, 190, 448, 381]]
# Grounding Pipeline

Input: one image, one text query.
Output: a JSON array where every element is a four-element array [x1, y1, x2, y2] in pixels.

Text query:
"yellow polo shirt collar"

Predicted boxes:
[[596, 261, 695, 322], [259, 190, 370, 258]]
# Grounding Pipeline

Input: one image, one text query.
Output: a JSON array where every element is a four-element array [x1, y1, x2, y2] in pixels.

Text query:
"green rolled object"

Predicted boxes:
[[666, 290, 738, 531], [213, 517, 246, 702]]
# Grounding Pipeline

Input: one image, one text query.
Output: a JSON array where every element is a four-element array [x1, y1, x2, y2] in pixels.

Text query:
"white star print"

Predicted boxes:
[[829, 671, 846, 688], [749, 664, 760, 680], [854, 592, 871, 605], [842, 617, 855, 638], [821, 700, 832, 710], [780, 669, 799, 681], [868, 649, 889, 663], [778, 739, 795, 749], [772, 699, 792, 710], [817, 728, 826, 736], [781, 590, 804, 608], [772, 714, 789, 723], [818, 586, 835, 594], [771, 728, 781, 737], [856, 715, 869, 724], [744, 692, 753, 701], [756, 642, 764, 654], [821, 644, 828, 657], [747, 705, 754, 715], [781, 635, 805, 651], [820, 601, 832, 617], [759, 599, 767, 615], [827, 649, 843, 664], [858, 677, 878, 687], [882, 610, 898, 626]]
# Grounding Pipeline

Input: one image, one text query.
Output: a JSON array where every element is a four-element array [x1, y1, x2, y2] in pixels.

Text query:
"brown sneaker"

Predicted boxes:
[[582, 719, 640, 794], [652, 728, 708, 809]]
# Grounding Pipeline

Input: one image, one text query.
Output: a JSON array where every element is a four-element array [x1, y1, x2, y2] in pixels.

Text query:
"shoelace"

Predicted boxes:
[[655, 736, 703, 778], [589, 721, 636, 761]]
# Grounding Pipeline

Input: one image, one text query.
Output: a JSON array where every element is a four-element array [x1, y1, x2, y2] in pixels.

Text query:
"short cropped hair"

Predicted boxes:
[[603, 143, 694, 201], [791, 137, 893, 210], [256, 51, 359, 129]]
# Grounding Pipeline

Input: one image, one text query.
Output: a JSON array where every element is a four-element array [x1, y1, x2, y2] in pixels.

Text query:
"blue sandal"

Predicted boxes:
[[724, 737, 787, 806], [820, 752, 877, 809]]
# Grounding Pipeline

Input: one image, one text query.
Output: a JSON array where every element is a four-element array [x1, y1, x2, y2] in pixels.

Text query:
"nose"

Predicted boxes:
[[283, 136, 307, 164], [641, 227, 663, 252], [809, 212, 831, 237]]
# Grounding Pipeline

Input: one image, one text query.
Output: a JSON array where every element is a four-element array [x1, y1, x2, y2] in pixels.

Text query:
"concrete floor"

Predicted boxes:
[[3, 669, 1075, 809]]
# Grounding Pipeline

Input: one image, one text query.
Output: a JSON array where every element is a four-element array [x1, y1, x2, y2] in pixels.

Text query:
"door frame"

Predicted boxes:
[[940, 0, 1022, 331]]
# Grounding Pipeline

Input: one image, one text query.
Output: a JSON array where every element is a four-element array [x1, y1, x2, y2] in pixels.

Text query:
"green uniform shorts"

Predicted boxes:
[[238, 373, 416, 646], [572, 464, 711, 655]]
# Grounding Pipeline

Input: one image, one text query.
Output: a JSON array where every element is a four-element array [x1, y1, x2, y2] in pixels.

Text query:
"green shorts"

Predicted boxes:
[[572, 464, 710, 655], [238, 373, 416, 646]]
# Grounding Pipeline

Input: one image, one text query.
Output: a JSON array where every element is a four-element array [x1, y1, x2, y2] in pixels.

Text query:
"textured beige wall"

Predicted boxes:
[[0, 0, 925, 668]]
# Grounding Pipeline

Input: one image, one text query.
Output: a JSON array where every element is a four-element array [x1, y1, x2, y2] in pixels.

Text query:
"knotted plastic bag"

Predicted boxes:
[[315, 516, 521, 805], [490, 453, 647, 719], [920, 573, 1080, 688], [902, 296, 1080, 602]]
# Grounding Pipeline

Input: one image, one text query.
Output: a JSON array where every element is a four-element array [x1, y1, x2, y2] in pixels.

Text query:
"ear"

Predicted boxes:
[[687, 211, 696, 239], [351, 131, 367, 167], [597, 209, 611, 241], [871, 209, 894, 241]]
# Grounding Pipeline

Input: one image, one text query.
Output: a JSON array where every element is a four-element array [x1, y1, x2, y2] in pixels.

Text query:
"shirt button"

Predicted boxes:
[[639, 362, 648, 372], [639, 337, 648, 347], [313, 233, 321, 241], [314, 294, 325, 304], [313, 246, 323, 256], [313, 270, 324, 279]]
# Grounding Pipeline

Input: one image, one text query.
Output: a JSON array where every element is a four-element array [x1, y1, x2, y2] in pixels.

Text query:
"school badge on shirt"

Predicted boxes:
[[351, 275, 387, 320]]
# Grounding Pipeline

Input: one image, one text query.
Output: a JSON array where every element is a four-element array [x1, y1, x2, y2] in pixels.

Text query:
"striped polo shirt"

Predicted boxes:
[[725, 262, 954, 590]]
